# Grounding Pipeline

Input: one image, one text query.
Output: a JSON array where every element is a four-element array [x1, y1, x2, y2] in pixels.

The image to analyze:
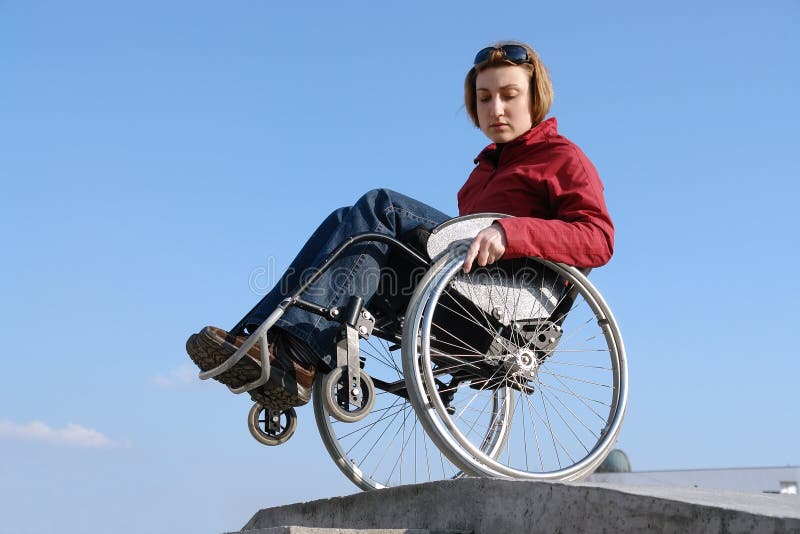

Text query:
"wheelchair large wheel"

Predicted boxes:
[[402, 248, 628, 481], [314, 334, 510, 490]]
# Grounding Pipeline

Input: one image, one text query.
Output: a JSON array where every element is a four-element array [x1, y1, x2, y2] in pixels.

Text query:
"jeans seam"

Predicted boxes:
[[390, 205, 441, 227]]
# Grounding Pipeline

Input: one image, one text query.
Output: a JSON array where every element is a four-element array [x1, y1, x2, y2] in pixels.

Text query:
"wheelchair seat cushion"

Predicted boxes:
[[427, 214, 565, 324]]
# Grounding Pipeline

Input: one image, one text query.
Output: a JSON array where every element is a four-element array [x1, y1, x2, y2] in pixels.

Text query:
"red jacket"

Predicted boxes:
[[457, 117, 614, 268]]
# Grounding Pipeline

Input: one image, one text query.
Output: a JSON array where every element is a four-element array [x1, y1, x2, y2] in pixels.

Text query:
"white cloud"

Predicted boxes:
[[0, 420, 120, 448], [150, 363, 204, 388]]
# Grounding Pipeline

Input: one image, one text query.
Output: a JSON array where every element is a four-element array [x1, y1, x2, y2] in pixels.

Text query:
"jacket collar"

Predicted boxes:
[[474, 117, 559, 163]]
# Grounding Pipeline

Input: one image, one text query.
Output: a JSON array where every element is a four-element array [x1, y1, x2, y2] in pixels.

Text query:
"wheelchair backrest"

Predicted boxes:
[[427, 214, 564, 326]]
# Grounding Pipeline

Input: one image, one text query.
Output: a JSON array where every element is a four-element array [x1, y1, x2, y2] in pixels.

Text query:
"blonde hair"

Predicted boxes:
[[464, 41, 554, 127]]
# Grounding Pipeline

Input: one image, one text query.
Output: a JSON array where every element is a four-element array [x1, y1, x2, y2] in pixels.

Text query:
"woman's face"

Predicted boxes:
[[475, 65, 533, 143]]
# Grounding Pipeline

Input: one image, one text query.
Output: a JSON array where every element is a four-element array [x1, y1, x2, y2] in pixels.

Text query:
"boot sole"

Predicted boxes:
[[186, 331, 311, 410]]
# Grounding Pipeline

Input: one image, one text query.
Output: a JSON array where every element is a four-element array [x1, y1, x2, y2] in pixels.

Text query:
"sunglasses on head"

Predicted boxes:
[[473, 44, 530, 65]]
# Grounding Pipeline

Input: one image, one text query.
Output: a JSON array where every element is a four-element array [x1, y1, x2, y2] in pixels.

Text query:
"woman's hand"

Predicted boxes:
[[462, 223, 507, 273]]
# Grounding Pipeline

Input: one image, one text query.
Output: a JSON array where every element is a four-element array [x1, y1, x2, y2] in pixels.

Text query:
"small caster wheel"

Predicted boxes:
[[248, 403, 297, 446], [321, 366, 376, 423]]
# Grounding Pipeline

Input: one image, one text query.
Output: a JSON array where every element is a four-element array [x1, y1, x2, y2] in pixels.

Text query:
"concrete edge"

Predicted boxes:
[[234, 478, 800, 534]]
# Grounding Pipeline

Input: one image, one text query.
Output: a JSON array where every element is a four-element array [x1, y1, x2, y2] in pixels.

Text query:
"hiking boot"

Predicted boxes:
[[186, 326, 315, 410]]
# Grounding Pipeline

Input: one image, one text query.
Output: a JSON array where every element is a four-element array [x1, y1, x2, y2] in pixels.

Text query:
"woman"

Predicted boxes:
[[186, 41, 614, 409]]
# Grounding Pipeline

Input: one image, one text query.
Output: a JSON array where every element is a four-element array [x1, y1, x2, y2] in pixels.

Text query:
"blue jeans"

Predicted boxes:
[[243, 189, 449, 365]]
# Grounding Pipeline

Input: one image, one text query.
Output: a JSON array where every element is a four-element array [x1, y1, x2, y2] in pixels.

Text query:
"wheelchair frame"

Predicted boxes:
[[198, 215, 628, 490]]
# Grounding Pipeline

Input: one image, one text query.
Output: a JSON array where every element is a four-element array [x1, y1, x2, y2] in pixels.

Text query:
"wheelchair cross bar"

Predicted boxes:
[[372, 376, 408, 399], [291, 297, 334, 318]]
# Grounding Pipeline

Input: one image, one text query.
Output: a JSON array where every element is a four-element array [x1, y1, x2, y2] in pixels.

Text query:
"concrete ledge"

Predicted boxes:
[[230, 529, 463, 534], [232, 478, 800, 534]]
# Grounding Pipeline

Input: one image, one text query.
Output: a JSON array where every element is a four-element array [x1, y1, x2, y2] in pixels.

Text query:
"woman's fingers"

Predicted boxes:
[[477, 245, 493, 267], [462, 225, 507, 273], [462, 240, 480, 273]]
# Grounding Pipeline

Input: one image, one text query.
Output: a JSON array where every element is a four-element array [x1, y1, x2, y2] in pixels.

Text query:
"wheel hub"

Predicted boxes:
[[503, 349, 539, 379]]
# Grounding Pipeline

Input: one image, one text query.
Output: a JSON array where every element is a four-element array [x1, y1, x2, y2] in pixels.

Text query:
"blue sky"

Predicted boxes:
[[1, 1, 798, 532]]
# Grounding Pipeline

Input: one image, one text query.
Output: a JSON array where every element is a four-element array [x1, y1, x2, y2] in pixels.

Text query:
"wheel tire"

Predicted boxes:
[[320, 366, 377, 423], [247, 403, 297, 446]]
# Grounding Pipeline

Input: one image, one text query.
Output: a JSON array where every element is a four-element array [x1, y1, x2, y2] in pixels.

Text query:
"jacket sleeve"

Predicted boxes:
[[494, 147, 615, 268]]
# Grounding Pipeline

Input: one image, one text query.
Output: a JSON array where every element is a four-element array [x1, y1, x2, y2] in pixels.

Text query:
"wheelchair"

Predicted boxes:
[[199, 214, 628, 490]]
